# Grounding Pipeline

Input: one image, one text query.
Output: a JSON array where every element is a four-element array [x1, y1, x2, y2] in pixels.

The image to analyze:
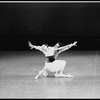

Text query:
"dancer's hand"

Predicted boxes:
[[28, 41, 34, 49], [73, 41, 77, 46]]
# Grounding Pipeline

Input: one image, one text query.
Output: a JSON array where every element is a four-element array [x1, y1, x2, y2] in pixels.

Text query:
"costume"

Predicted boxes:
[[46, 55, 55, 63]]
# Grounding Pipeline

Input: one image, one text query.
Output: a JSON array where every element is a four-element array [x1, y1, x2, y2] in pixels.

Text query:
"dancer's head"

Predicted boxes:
[[42, 44, 48, 50], [54, 42, 61, 48]]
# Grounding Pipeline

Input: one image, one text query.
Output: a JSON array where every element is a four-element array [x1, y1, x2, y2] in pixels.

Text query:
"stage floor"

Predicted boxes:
[[0, 51, 100, 98]]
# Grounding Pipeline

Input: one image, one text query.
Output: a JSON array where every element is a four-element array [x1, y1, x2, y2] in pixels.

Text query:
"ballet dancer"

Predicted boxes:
[[28, 41, 77, 79]]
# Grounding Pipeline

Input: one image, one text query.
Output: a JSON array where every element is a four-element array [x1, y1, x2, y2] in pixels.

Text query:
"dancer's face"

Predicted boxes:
[[54, 43, 60, 48], [42, 44, 48, 50], [48, 46, 52, 49]]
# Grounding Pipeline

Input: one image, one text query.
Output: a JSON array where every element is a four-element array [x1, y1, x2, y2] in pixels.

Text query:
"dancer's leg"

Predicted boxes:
[[35, 61, 48, 79], [35, 68, 47, 79], [42, 70, 48, 77], [41, 61, 48, 77], [54, 71, 59, 77], [55, 73, 74, 78], [59, 61, 66, 75], [57, 61, 74, 78]]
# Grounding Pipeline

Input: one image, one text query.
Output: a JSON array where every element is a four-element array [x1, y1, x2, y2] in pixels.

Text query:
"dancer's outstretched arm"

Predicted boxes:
[[28, 41, 43, 52], [55, 41, 77, 51], [54, 41, 77, 58], [54, 46, 72, 58], [61, 41, 77, 51]]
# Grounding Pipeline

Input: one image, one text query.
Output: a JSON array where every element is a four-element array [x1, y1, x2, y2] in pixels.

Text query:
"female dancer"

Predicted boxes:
[[28, 41, 77, 79]]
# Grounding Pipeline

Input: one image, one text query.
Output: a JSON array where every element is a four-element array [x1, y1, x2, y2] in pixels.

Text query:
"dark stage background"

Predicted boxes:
[[0, 3, 100, 51]]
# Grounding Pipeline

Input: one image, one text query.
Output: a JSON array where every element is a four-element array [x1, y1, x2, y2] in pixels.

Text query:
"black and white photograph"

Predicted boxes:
[[0, 1, 100, 98]]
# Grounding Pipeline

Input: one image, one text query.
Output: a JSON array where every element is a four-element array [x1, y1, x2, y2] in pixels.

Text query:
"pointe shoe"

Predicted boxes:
[[66, 74, 74, 78], [54, 74, 66, 78], [35, 75, 39, 79]]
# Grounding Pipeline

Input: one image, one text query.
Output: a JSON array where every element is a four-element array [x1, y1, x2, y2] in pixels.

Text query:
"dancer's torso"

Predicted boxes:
[[43, 47, 55, 57], [46, 55, 55, 63], [42, 47, 59, 63]]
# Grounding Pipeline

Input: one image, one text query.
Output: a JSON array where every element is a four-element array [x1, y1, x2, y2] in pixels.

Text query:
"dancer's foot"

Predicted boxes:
[[66, 74, 74, 78], [55, 73, 74, 78], [35, 74, 41, 79], [54, 74, 67, 78], [35, 75, 38, 79]]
